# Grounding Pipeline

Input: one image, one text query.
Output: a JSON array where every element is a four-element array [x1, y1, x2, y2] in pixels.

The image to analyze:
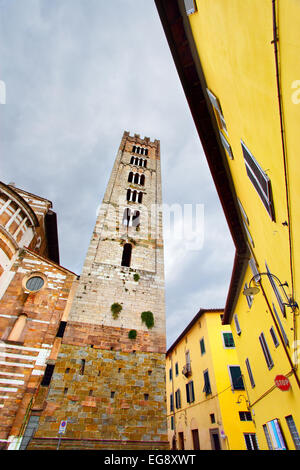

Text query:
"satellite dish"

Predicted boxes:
[[243, 286, 260, 296]]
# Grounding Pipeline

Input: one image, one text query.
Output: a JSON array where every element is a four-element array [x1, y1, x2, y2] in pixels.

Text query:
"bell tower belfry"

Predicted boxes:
[[28, 131, 168, 450]]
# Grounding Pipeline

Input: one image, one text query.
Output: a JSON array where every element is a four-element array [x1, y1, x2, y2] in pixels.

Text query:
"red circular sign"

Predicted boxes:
[[275, 375, 291, 391]]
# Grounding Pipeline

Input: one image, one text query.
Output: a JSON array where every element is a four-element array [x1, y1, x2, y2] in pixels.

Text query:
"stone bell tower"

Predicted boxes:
[[28, 131, 168, 450]]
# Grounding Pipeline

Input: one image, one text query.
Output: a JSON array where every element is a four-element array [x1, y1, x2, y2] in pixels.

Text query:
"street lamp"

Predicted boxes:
[[243, 272, 298, 310]]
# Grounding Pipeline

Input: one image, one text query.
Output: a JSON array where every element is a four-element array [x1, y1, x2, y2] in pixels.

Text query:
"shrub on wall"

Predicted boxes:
[[133, 273, 140, 282], [111, 303, 122, 319], [128, 329, 137, 340], [141, 311, 154, 329]]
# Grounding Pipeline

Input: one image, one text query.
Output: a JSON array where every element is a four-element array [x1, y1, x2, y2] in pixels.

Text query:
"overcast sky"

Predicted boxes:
[[0, 0, 235, 348]]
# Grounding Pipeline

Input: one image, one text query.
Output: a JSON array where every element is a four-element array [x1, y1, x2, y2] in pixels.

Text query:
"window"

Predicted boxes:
[[121, 243, 132, 267], [56, 321, 67, 338], [241, 141, 275, 221], [244, 282, 253, 308], [170, 416, 174, 431], [200, 338, 205, 355], [234, 314, 241, 335], [245, 358, 255, 388], [206, 88, 227, 133], [128, 172, 133, 183], [122, 208, 131, 227], [244, 433, 259, 450], [25, 275, 45, 292], [273, 303, 289, 346], [184, 0, 197, 15], [266, 262, 286, 317], [263, 424, 274, 450], [223, 332, 235, 348], [259, 332, 274, 369], [186, 380, 195, 403], [170, 393, 174, 412], [219, 130, 233, 159], [138, 192, 143, 203], [175, 362, 179, 376], [169, 368, 172, 381], [175, 389, 181, 409], [264, 419, 287, 450], [203, 370, 211, 395], [132, 210, 140, 228], [41, 364, 55, 386], [210, 413, 215, 424], [285, 415, 300, 450], [239, 411, 252, 421], [270, 326, 279, 348], [228, 366, 245, 390], [140, 174, 145, 186]]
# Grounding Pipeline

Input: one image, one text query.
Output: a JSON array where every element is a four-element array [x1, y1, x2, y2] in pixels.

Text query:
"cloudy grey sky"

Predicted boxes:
[[0, 0, 235, 348]]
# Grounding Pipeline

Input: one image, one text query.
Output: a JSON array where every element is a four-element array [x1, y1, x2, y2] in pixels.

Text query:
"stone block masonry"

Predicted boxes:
[[28, 131, 168, 450]]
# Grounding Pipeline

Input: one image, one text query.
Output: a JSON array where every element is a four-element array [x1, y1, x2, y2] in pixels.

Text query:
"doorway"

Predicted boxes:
[[210, 428, 221, 450]]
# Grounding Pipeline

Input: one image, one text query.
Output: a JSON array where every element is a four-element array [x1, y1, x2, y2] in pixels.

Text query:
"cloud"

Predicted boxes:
[[0, 0, 235, 346]]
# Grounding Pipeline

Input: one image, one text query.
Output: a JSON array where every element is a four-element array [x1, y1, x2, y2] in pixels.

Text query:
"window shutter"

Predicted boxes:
[[223, 332, 235, 348], [229, 366, 245, 390], [241, 141, 275, 221], [259, 333, 274, 369], [234, 314, 241, 335], [245, 358, 255, 388], [186, 383, 190, 403], [184, 0, 196, 15], [266, 262, 286, 317]]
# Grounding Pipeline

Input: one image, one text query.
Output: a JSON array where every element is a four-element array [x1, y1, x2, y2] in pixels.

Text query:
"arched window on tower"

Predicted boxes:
[[145, 149, 148, 156], [140, 174, 145, 186], [143, 159, 147, 168], [132, 210, 140, 228], [132, 190, 137, 202], [130, 156, 135, 164], [132, 146, 136, 153], [121, 243, 132, 267], [126, 189, 131, 201], [134, 173, 139, 184], [128, 172, 133, 183], [134, 157, 139, 165], [122, 208, 131, 227], [138, 192, 143, 203]]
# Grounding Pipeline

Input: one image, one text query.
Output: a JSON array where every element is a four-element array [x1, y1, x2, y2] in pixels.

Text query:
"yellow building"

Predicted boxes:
[[166, 308, 256, 450], [156, 0, 300, 450]]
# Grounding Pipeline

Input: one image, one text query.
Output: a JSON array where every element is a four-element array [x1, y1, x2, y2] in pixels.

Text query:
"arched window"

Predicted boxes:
[[145, 149, 148, 156], [140, 174, 145, 186], [138, 192, 143, 203], [126, 189, 131, 201], [138, 158, 143, 167], [132, 190, 137, 202], [128, 172, 133, 183], [132, 210, 140, 227], [133, 173, 139, 184], [122, 208, 131, 226], [132, 146, 136, 153], [121, 243, 132, 267], [134, 157, 139, 165], [143, 159, 147, 168], [130, 156, 135, 164]]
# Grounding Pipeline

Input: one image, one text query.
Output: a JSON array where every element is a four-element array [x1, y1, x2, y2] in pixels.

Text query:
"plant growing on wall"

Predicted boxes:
[[111, 303, 122, 319], [133, 273, 140, 282], [141, 311, 154, 329], [128, 329, 137, 340]]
